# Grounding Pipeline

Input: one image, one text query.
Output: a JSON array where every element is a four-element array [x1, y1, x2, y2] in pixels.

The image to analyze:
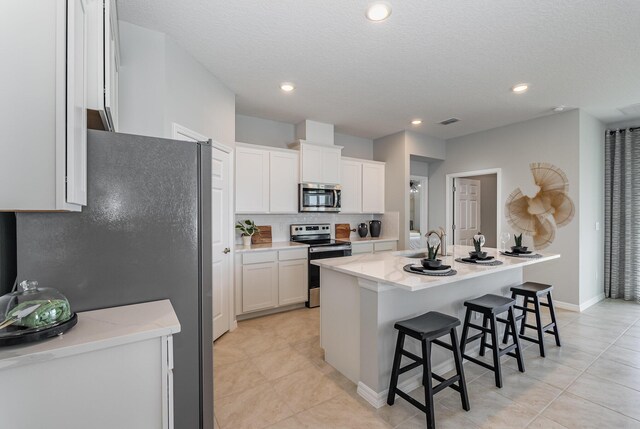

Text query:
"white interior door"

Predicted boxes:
[[454, 178, 481, 245], [212, 147, 231, 340]]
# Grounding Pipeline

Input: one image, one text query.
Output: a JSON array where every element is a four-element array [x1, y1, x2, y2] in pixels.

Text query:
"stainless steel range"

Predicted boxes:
[[290, 223, 352, 308]]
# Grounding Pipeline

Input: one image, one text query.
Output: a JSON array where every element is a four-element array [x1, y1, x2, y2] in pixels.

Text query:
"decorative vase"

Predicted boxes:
[[357, 223, 368, 238], [369, 220, 382, 238], [242, 235, 251, 246]]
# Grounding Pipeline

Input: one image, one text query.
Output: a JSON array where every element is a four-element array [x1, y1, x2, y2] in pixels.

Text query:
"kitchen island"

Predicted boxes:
[[311, 245, 560, 408]]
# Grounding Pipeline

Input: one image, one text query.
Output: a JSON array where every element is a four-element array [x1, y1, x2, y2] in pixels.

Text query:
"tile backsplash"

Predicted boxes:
[[234, 211, 399, 244]]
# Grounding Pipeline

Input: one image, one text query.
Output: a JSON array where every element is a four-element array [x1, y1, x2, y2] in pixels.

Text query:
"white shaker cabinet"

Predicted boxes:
[[235, 146, 270, 213], [278, 259, 308, 306], [241, 251, 279, 313], [362, 162, 385, 213], [269, 151, 299, 213], [340, 160, 363, 214], [86, 0, 120, 131], [0, 0, 88, 211], [293, 141, 343, 184]]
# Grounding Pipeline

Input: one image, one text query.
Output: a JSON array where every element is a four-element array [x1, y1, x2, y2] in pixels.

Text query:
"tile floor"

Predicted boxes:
[[213, 299, 640, 429]]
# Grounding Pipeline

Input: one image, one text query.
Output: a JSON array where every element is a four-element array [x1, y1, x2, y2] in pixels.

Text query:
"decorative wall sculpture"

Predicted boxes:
[[505, 163, 574, 249]]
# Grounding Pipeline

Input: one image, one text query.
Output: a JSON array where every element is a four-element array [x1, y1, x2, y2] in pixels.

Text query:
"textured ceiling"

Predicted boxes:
[[118, 0, 640, 140]]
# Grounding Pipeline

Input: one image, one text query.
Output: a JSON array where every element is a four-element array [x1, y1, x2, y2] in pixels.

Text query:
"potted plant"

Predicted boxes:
[[511, 233, 528, 254], [236, 219, 259, 246], [470, 232, 488, 259], [422, 233, 442, 268]]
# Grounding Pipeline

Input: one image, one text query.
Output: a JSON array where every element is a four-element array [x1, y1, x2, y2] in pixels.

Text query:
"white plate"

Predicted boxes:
[[475, 258, 495, 264], [412, 265, 452, 273]]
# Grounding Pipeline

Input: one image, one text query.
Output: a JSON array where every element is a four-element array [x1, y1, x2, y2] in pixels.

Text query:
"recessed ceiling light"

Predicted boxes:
[[280, 82, 295, 92], [511, 83, 529, 94], [411, 119, 422, 125], [366, 2, 392, 22], [553, 106, 567, 112]]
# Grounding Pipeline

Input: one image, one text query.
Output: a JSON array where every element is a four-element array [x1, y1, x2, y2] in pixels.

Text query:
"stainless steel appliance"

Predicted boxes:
[[15, 130, 213, 429], [299, 183, 341, 212], [291, 223, 351, 308]]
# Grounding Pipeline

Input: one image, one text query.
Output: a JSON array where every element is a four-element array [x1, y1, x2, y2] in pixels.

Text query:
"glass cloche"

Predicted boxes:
[[0, 280, 75, 345]]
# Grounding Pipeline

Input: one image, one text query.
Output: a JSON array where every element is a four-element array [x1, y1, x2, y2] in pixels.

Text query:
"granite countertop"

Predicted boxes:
[[311, 245, 560, 292], [0, 300, 180, 370], [235, 241, 310, 253]]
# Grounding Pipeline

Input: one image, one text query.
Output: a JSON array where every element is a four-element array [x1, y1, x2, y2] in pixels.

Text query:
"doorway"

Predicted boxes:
[[409, 175, 428, 249], [446, 169, 501, 248]]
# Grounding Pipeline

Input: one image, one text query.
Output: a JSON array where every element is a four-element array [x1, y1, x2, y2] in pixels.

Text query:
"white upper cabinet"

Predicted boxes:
[[235, 146, 270, 213], [340, 160, 362, 214], [86, 0, 120, 131], [340, 158, 385, 214], [295, 141, 342, 184], [362, 162, 385, 213], [0, 0, 87, 211], [269, 151, 299, 213], [235, 144, 299, 214]]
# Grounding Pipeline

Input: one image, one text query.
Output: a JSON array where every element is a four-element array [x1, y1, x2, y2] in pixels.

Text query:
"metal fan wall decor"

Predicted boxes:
[[505, 163, 574, 249]]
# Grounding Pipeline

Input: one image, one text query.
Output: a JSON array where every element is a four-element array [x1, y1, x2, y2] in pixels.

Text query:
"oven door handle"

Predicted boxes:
[[309, 245, 352, 253]]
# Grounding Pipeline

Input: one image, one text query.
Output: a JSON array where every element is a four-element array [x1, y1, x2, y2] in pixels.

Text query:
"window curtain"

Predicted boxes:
[[605, 127, 640, 302]]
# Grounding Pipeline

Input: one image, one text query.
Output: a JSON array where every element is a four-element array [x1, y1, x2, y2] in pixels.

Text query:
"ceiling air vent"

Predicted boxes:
[[439, 117, 460, 125]]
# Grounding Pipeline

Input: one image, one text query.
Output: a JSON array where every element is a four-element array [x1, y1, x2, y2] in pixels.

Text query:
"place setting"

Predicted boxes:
[[499, 232, 543, 258], [404, 232, 457, 276], [454, 233, 503, 266]]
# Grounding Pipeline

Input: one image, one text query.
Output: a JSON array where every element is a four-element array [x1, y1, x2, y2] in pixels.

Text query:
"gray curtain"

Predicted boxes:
[[605, 127, 640, 302]]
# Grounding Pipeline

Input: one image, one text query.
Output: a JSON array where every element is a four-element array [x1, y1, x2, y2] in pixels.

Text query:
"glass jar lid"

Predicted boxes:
[[0, 280, 72, 332]]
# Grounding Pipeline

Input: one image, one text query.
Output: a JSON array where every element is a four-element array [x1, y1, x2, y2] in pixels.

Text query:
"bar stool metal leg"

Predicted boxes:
[[387, 332, 405, 406], [421, 339, 435, 429]]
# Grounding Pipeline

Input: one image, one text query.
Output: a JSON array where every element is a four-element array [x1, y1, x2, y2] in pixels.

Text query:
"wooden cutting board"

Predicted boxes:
[[335, 224, 352, 240], [251, 226, 272, 244]]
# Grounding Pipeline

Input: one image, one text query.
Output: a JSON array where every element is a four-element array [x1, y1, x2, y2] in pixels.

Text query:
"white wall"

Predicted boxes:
[[606, 118, 640, 129], [118, 21, 235, 146], [578, 111, 606, 306], [430, 110, 582, 305], [410, 158, 429, 177], [235, 115, 374, 159]]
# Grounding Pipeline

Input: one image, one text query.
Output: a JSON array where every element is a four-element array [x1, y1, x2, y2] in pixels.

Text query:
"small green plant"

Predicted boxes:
[[514, 233, 523, 247], [473, 232, 483, 252], [235, 219, 259, 237], [427, 242, 440, 260]]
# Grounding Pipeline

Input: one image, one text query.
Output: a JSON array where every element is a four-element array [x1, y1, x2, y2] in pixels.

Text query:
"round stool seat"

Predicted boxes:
[[464, 294, 515, 314], [395, 311, 460, 340], [510, 282, 553, 297]]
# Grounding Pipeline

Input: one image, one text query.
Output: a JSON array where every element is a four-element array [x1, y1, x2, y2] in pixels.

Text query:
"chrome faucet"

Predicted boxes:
[[426, 227, 447, 257]]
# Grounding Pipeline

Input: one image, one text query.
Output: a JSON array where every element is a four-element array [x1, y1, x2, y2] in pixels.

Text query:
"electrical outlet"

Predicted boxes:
[[474, 312, 481, 320], [595, 221, 600, 231]]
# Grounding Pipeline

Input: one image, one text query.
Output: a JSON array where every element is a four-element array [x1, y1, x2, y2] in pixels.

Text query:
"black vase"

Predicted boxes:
[[357, 223, 368, 238], [369, 220, 381, 238]]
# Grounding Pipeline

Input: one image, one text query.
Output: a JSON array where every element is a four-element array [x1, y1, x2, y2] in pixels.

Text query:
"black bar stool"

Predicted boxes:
[[502, 282, 561, 357], [387, 311, 470, 429], [459, 294, 525, 388]]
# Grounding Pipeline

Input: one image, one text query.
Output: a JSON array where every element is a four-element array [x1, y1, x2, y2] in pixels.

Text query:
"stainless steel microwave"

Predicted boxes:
[[299, 183, 341, 212]]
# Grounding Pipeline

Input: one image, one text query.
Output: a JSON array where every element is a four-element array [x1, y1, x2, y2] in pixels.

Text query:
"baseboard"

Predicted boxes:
[[356, 353, 463, 408], [230, 319, 238, 332], [555, 293, 605, 313]]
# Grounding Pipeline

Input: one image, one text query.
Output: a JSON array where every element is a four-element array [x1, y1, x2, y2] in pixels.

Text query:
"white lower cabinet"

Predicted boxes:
[[238, 248, 308, 315], [278, 259, 308, 305], [242, 261, 279, 313]]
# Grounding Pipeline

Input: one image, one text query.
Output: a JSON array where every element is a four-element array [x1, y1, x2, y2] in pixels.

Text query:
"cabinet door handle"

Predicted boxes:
[[223, 248, 231, 254]]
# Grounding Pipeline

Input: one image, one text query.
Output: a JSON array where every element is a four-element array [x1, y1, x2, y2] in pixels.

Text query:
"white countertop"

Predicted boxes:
[[349, 236, 398, 244], [0, 300, 180, 370], [235, 241, 309, 253], [311, 245, 560, 292]]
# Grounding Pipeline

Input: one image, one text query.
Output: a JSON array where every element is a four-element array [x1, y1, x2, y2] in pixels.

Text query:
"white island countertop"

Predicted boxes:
[[0, 299, 180, 370], [312, 245, 560, 292]]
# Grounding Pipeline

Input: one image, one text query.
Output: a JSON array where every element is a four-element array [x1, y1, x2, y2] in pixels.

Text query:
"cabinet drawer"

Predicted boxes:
[[242, 251, 277, 265], [374, 241, 397, 252], [352, 243, 374, 254], [279, 248, 308, 261]]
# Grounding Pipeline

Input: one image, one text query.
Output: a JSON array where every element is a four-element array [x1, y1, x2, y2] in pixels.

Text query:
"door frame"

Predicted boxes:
[[409, 175, 428, 235], [445, 168, 501, 249]]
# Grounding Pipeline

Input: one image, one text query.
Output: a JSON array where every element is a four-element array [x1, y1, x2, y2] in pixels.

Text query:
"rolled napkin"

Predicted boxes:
[[7, 300, 71, 329]]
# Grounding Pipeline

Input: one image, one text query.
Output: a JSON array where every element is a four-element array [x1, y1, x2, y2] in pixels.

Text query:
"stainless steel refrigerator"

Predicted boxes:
[[15, 130, 213, 429]]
